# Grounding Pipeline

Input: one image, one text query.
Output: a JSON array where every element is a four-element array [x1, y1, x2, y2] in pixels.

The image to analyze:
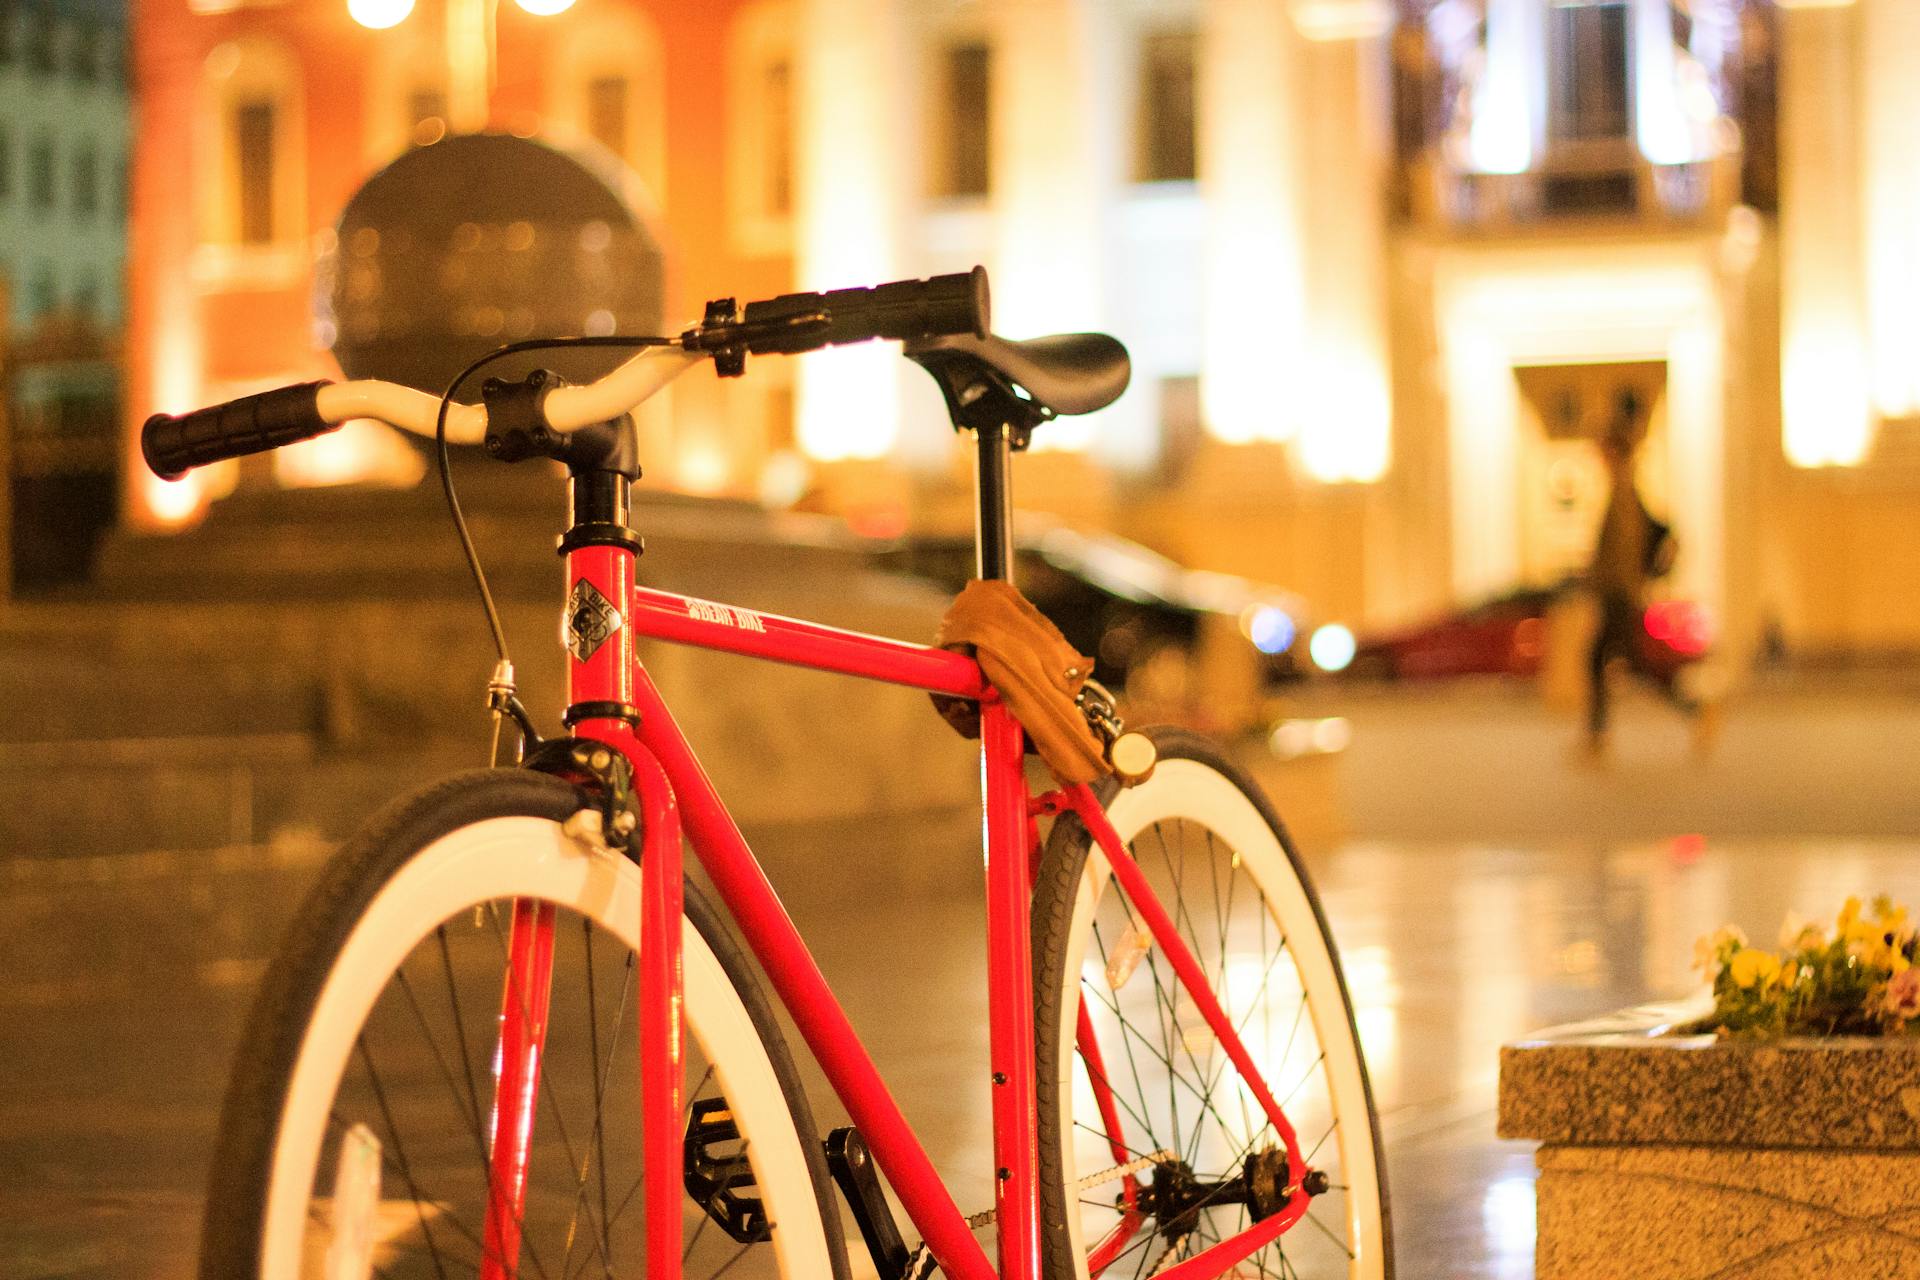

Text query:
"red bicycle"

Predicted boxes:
[[146, 269, 1390, 1280]]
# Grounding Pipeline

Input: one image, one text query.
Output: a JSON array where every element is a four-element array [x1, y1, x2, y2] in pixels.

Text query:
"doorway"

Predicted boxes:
[[1512, 359, 1669, 587]]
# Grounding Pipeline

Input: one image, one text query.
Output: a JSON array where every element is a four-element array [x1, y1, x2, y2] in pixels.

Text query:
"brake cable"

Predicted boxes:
[[428, 334, 678, 759]]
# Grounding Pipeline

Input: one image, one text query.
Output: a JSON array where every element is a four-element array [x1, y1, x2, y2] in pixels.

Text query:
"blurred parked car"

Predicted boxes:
[[874, 525, 1309, 719], [1344, 584, 1712, 681]]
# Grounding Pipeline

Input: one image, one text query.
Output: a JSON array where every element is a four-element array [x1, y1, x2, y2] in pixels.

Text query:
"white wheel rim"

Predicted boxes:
[[258, 815, 832, 1278], [1055, 759, 1386, 1279]]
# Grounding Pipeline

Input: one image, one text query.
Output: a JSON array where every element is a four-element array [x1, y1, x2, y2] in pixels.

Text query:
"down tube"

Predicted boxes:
[[626, 663, 998, 1280]]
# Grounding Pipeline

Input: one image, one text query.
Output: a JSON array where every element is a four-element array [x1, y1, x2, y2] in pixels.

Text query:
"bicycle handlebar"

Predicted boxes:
[[140, 268, 992, 481], [733, 267, 990, 355], [142, 382, 336, 481]]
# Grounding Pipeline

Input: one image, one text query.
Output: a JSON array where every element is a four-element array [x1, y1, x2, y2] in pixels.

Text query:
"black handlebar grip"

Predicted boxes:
[[740, 266, 990, 355], [142, 382, 336, 480]]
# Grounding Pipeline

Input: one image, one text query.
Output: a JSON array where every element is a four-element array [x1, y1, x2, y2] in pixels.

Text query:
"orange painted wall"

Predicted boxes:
[[126, 0, 791, 525]]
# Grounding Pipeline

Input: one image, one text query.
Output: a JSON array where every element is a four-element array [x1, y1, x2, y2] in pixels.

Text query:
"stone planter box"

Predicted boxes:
[[1499, 997, 1920, 1278]]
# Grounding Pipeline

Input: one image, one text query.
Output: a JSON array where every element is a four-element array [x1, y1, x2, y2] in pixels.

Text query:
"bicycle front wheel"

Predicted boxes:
[[201, 769, 846, 1280], [1030, 729, 1390, 1279]]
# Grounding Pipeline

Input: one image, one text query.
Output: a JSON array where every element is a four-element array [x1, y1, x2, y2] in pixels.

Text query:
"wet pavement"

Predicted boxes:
[[7, 798, 1920, 1279]]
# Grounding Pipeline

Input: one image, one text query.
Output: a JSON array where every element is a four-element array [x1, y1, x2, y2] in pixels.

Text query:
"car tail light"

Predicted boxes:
[[1645, 601, 1712, 656]]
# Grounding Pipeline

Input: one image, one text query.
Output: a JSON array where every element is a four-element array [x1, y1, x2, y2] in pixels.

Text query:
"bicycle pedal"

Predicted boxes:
[[683, 1097, 771, 1244]]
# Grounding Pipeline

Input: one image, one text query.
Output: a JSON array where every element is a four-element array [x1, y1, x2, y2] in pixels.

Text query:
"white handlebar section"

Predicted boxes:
[[311, 345, 703, 444]]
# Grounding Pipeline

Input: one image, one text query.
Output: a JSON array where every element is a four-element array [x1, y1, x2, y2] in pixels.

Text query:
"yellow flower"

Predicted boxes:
[[1729, 948, 1780, 989], [1694, 924, 1748, 976], [1779, 911, 1825, 952]]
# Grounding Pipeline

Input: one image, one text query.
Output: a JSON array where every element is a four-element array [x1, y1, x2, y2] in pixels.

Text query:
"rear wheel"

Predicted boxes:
[[1030, 730, 1390, 1278], [201, 769, 846, 1279]]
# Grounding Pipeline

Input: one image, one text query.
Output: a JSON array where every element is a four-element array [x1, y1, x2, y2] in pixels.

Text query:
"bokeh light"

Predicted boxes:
[[1246, 605, 1297, 655], [347, 0, 414, 31], [1309, 623, 1357, 673]]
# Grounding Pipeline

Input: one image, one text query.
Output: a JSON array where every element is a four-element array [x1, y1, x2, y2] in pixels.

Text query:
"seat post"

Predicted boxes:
[[973, 423, 1015, 584]]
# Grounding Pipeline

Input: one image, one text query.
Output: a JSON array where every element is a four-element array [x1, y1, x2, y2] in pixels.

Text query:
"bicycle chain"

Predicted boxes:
[[904, 1149, 1179, 1277]]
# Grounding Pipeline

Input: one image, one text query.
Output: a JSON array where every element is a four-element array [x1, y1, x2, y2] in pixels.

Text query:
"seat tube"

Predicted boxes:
[[974, 422, 1015, 584], [983, 700, 1041, 1280]]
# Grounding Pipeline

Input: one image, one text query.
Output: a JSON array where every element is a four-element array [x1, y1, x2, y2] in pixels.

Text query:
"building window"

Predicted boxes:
[[29, 136, 53, 215], [71, 19, 97, 82], [407, 86, 447, 133], [587, 75, 630, 160], [234, 100, 277, 245], [546, 9, 665, 195], [30, 262, 55, 319], [1136, 30, 1197, 183], [726, 0, 795, 254], [1156, 375, 1202, 483], [72, 142, 97, 219], [24, 3, 52, 75], [761, 58, 792, 218], [938, 42, 992, 199], [200, 38, 305, 269], [1548, 0, 1631, 144]]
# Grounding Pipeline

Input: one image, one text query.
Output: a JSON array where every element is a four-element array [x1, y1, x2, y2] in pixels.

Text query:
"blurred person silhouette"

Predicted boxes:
[[1584, 388, 1715, 758]]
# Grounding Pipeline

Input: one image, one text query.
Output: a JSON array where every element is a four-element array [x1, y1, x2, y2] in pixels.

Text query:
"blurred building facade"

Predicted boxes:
[[0, 0, 131, 590], [125, 0, 1920, 662]]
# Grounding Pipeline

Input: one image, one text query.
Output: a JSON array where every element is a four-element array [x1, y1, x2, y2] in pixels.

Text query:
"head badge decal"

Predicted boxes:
[[565, 578, 622, 663]]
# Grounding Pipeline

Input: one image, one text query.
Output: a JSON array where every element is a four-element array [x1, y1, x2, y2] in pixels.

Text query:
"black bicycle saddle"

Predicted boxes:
[[905, 332, 1131, 439]]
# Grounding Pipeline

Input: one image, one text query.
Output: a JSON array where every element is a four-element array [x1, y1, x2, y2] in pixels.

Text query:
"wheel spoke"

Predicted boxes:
[[1035, 755, 1382, 1280]]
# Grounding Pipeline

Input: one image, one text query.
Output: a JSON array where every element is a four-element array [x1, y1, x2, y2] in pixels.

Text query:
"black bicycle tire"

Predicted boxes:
[[1028, 727, 1394, 1279], [197, 767, 850, 1280]]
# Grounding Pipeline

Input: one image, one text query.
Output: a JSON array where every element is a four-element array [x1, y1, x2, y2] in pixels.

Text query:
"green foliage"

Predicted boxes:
[[1694, 896, 1920, 1039]]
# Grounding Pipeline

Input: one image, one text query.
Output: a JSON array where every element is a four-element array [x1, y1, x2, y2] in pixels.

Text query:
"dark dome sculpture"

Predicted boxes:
[[319, 133, 665, 406]]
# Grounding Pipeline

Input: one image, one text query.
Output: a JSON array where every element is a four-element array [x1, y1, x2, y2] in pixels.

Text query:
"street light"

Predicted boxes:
[[348, 0, 414, 30], [515, 0, 577, 13]]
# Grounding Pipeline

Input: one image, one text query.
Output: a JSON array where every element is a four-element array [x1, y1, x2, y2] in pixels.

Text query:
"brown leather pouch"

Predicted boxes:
[[932, 579, 1111, 784]]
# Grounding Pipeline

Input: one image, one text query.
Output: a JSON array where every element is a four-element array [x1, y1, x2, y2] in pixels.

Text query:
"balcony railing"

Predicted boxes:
[[1402, 137, 1742, 233]]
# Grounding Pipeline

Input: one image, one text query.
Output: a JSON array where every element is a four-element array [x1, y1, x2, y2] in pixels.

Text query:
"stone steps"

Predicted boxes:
[[2, 484, 975, 859]]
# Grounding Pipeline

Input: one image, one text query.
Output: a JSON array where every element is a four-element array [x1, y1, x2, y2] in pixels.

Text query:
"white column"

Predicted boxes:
[[1468, 0, 1542, 174], [1632, 0, 1691, 164], [1441, 315, 1522, 602], [1666, 319, 1726, 633], [794, 0, 908, 460], [1296, 26, 1392, 484], [989, 0, 1117, 452], [1199, 0, 1307, 444], [445, 0, 490, 133], [1777, 2, 1872, 466], [990, 0, 1109, 335], [1860, 0, 1920, 420]]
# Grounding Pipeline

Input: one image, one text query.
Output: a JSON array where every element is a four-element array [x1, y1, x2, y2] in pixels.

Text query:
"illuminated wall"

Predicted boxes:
[[125, 0, 779, 528], [1777, 0, 1920, 466], [1435, 247, 1725, 622], [1777, 0, 1872, 467], [1197, 0, 1392, 481], [792, 0, 907, 462]]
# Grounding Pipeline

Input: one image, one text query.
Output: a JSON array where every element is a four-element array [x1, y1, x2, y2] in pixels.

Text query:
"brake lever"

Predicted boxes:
[[680, 300, 831, 377]]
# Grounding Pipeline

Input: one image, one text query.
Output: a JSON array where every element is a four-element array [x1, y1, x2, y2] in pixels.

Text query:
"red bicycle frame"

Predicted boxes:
[[474, 546, 1318, 1279]]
